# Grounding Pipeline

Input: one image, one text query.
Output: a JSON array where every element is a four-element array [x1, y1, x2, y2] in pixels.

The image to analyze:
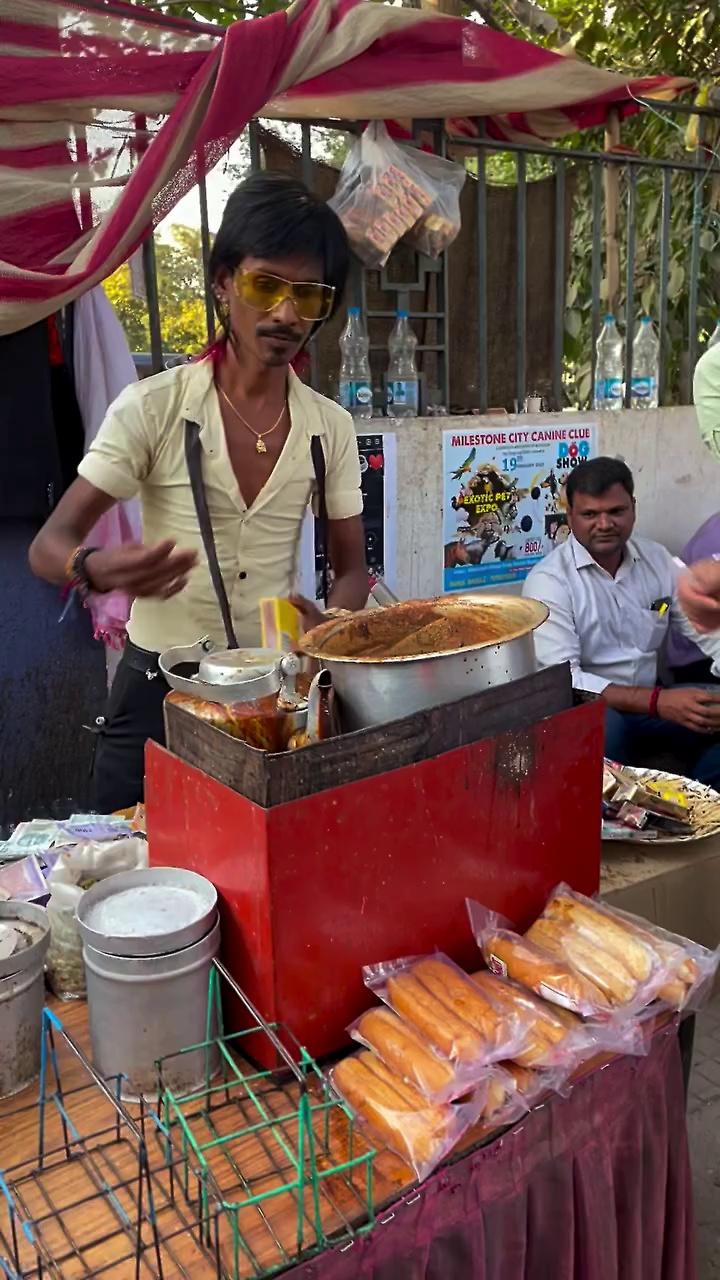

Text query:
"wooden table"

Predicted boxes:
[[0, 1002, 696, 1280]]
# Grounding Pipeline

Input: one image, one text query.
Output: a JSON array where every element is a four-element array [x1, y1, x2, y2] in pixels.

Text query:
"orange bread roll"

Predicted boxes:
[[527, 919, 636, 1006], [412, 958, 498, 1043], [333, 1055, 447, 1171], [387, 972, 485, 1063], [483, 931, 611, 1014], [470, 970, 578, 1066], [471, 971, 576, 1044], [656, 978, 688, 1007], [543, 894, 654, 982], [483, 1073, 513, 1119], [356, 1007, 455, 1098], [359, 1053, 450, 1132], [503, 1062, 535, 1094]]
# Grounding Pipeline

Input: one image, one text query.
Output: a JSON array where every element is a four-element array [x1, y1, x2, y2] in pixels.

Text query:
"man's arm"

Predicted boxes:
[[292, 408, 368, 628], [29, 477, 198, 599], [677, 559, 720, 633], [326, 514, 369, 611], [29, 478, 116, 585]]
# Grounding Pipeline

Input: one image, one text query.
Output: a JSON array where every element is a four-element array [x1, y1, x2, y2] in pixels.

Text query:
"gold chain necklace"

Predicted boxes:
[[217, 383, 286, 454]]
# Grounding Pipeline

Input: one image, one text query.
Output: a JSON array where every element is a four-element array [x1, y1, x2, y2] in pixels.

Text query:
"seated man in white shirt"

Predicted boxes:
[[522, 456, 720, 786]]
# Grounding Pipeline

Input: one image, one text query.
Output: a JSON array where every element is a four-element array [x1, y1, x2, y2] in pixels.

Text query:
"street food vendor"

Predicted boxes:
[[522, 457, 720, 785], [29, 173, 368, 812]]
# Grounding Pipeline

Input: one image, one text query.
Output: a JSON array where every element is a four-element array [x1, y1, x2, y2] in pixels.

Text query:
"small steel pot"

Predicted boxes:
[[159, 638, 286, 704], [299, 594, 548, 730]]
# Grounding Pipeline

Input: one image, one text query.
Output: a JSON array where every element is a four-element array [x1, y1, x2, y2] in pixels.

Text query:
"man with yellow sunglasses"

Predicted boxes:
[[29, 172, 368, 812]]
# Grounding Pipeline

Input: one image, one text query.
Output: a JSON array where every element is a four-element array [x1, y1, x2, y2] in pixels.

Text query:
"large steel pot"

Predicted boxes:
[[299, 594, 548, 730]]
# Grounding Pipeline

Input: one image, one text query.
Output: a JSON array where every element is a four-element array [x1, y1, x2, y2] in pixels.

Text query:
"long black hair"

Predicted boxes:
[[209, 171, 350, 322]]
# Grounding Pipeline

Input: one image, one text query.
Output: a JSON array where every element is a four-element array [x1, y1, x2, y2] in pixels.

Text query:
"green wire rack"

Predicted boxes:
[[153, 959, 377, 1280]]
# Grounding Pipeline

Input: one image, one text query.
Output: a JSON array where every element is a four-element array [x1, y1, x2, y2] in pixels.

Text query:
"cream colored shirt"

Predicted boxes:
[[77, 359, 363, 651], [693, 342, 720, 459]]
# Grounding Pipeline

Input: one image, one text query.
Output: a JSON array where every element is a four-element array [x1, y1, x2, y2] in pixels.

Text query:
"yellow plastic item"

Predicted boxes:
[[259, 597, 301, 651], [645, 781, 689, 810]]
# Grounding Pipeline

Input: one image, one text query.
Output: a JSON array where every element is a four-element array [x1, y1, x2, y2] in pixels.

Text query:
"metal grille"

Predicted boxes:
[[137, 98, 720, 411]]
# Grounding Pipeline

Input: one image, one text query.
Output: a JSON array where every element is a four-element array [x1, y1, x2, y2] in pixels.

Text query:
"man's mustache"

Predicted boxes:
[[256, 325, 303, 342]]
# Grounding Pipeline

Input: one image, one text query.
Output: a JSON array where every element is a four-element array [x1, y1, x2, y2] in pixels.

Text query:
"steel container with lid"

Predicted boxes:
[[78, 867, 220, 1099], [0, 902, 50, 1099]]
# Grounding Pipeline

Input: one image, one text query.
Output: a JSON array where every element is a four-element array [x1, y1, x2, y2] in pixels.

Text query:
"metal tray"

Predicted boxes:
[[0, 901, 50, 980], [603, 766, 720, 845], [76, 867, 217, 957]]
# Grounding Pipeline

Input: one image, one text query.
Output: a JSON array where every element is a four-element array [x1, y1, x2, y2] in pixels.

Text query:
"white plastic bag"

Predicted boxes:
[[403, 145, 466, 259], [330, 122, 464, 268], [46, 837, 148, 999]]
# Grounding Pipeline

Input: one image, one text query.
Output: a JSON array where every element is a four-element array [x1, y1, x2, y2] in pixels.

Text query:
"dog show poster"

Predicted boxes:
[[442, 423, 597, 593]]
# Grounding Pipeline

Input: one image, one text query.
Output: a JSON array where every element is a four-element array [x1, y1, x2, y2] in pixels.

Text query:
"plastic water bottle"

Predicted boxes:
[[387, 311, 419, 418], [630, 317, 659, 409], [708, 319, 720, 349], [338, 307, 372, 420], [594, 315, 624, 411]]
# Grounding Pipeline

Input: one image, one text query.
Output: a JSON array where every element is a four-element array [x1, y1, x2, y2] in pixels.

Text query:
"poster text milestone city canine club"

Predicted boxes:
[[442, 424, 597, 593]]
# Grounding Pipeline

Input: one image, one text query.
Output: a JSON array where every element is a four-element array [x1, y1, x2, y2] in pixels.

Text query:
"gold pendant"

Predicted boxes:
[[255, 438, 267, 454]]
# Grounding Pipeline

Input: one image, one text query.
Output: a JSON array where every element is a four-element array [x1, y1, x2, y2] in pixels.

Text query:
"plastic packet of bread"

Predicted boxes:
[[349, 1006, 462, 1104], [469, 970, 594, 1070], [502, 1059, 566, 1108], [330, 1050, 488, 1183], [481, 1057, 569, 1134], [466, 899, 614, 1018], [545, 883, 719, 1014], [362, 953, 526, 1082], [481, 1064, 526, 1129]]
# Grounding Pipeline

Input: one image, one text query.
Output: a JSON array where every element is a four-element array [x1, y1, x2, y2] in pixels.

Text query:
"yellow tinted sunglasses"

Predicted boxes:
[[233, 269, 335, 323]]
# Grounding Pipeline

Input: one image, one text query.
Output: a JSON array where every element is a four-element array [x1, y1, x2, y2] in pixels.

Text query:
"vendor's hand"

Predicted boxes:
[[677, 558, 720, 633], [656, 686, 720, 733], [86, 541, 198, 599], [288, 593, 328, 634]]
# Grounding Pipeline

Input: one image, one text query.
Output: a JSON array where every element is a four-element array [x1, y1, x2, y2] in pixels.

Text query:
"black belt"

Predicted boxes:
[[123, 640, 162, 677]]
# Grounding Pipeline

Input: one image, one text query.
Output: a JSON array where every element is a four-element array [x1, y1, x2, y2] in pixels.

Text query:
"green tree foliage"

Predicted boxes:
[[105, 225, 211, 354], [475, 2, 720, 403]]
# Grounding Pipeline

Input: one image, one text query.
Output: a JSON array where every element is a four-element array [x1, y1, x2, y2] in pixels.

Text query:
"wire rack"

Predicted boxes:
[[0, 1008, 217, 1280], [154, 960, 377, 1280]]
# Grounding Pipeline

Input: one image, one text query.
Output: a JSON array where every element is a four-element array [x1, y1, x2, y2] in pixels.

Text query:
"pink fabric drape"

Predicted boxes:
[[72, 285, 142, 647], [290, 1023, 695, 1280], [0, 0, 690, 337]]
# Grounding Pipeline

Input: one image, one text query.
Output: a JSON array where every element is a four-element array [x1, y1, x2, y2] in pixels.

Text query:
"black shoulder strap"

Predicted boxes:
[[310, 434, 329, 606], [184, 419, 239, 650]]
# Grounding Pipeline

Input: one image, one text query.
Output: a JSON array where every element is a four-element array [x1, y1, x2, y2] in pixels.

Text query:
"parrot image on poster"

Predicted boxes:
[[450, 447, 476, 481]]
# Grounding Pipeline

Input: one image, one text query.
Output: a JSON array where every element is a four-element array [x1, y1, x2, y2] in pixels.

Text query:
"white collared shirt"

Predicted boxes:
[[78, 358, 363, 651], [522, 533, 720, 693]]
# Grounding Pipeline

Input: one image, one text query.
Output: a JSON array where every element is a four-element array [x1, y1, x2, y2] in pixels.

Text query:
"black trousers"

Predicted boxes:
[[93, 642, 168, 813]]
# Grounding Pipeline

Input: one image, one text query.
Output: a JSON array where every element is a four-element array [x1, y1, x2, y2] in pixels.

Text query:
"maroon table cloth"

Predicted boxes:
[[296, 1023, 695, 1280]]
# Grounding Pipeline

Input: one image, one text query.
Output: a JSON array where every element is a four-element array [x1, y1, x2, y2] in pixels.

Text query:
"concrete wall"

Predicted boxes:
[[377, 407, 720, 600]]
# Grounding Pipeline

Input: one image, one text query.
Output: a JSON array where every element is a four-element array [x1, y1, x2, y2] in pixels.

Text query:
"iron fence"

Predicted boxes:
[[139, 97, 720, 412]]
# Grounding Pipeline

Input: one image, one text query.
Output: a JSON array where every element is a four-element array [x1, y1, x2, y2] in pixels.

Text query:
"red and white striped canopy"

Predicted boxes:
[[0, 0, 689, 335]]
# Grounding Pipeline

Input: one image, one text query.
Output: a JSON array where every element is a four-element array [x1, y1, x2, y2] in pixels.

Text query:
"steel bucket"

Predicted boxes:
[[299, 594, 549, 730]]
